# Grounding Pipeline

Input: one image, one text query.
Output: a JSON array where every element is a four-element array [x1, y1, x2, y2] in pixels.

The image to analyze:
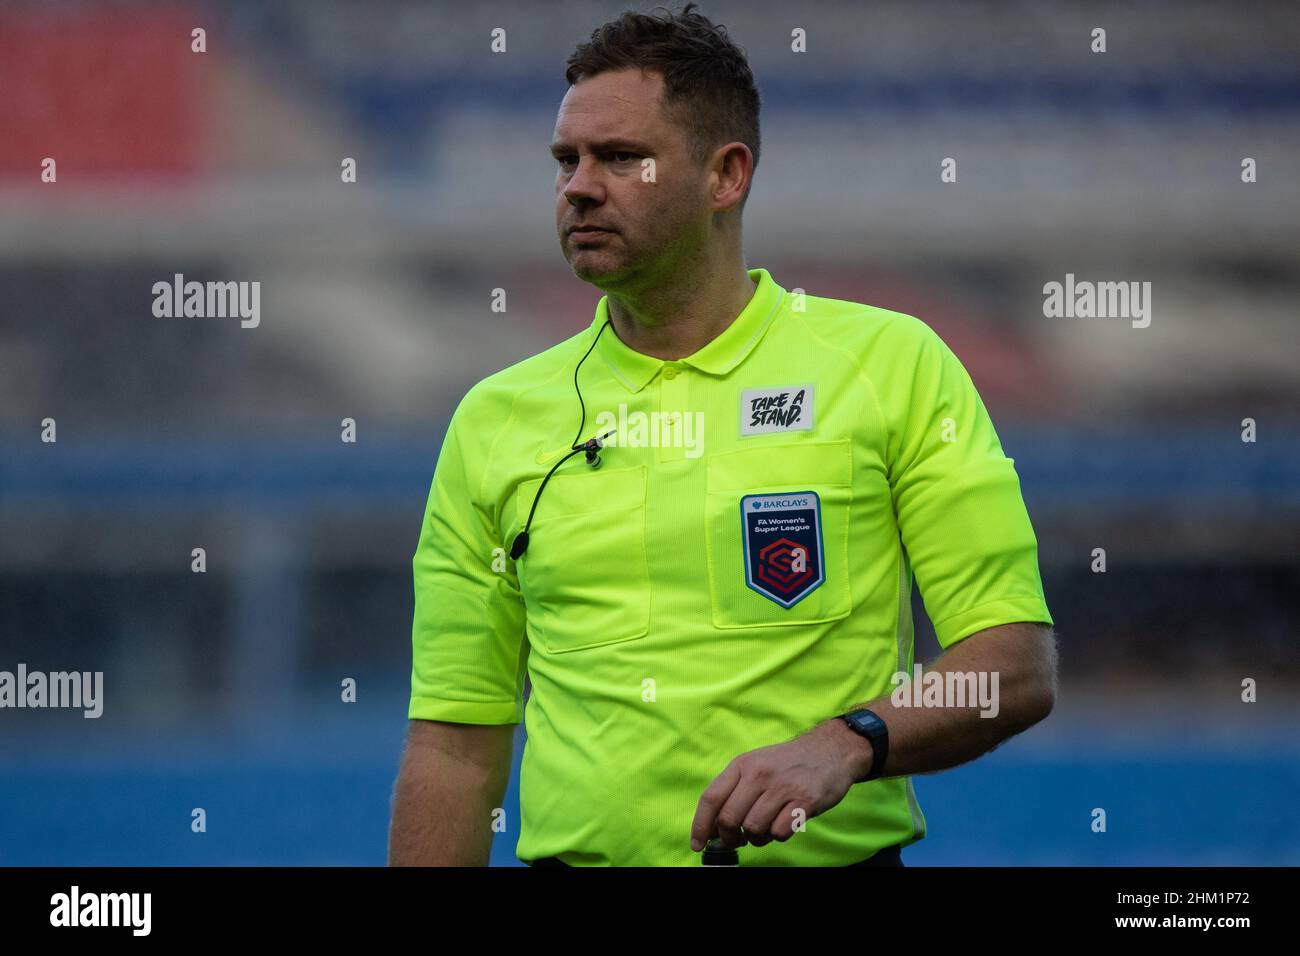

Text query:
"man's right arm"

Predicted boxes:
[[397, 387, 529, 864], [388, 719, 515, 866]]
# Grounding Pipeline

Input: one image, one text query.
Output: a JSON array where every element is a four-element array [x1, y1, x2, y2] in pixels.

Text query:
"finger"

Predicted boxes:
[[740, 788, 790, 847], [690, 762, 742, 852], [713, 775, 767, 849], [770, 800, 807, 842]]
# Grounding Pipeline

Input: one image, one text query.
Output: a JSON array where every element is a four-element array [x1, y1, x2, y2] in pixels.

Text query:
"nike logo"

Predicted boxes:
[[536, 444, 571, 466]]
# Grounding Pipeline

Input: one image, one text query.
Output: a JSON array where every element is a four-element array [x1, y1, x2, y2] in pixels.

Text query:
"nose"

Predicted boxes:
[[562, 155, 604, 206]]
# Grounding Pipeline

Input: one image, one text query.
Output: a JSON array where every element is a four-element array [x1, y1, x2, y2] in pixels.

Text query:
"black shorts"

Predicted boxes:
[[528, 843, 905, 867]]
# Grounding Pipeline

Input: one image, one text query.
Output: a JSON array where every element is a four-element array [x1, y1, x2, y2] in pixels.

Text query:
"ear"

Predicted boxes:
[[709, 141, 753, 212]]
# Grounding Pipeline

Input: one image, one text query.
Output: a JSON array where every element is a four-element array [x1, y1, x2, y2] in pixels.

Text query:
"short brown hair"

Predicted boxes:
[[565, 2, 762, 205]]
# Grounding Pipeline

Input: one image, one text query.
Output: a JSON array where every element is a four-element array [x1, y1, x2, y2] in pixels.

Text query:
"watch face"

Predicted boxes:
[[848, 710, 885, 737]]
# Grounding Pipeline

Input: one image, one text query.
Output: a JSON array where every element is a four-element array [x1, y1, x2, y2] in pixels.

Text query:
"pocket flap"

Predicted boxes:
[[517, 465, 648, 522], [706, 439, 852, 493]]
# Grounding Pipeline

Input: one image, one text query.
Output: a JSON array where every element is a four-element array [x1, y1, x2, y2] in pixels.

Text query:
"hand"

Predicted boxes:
[[689, 721, 869, 851]]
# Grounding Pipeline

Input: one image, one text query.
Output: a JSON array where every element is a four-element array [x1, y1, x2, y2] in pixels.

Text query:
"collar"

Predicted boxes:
[[587, 267, 786, 393]]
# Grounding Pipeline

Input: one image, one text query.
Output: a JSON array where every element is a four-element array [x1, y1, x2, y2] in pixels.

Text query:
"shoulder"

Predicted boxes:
[[436, 325, 595, 485], [787, 288, 950, 368], [452, 326, 594, 425]]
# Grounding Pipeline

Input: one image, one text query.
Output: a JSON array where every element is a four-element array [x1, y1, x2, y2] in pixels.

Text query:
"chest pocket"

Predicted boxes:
[[513, 465, 651, 653], [705, 439, 853, 629]]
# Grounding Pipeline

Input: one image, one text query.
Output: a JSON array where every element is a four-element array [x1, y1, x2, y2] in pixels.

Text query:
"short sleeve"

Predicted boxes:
[[881, 317, 1054, 648], [409, 393, 529, 723]]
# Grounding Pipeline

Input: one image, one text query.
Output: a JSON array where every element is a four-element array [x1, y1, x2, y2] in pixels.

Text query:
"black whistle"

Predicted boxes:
[[701, 838, 740, 866]]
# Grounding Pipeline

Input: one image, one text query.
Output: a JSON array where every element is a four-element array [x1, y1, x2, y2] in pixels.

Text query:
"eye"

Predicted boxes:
[[610, 151, 640, 163]]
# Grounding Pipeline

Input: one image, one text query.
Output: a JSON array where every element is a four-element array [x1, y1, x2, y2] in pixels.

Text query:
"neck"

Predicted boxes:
[[604, 249, 757, 362]]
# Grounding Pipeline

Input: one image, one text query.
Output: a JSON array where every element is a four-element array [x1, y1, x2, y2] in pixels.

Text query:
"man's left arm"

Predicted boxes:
[[689, 622, 1056, 851], [817, 620, 1058, 782]]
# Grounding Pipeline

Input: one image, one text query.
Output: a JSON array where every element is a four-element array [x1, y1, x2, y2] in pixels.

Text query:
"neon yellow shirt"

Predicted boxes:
[[409, 267, 1053, 865]]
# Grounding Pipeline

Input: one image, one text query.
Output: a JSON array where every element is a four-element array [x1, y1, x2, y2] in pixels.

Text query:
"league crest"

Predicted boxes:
[[740, 491, 825, 607]]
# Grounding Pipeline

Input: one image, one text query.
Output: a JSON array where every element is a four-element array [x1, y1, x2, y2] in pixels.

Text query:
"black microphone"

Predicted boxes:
[[584, 432, 605, 469], [509, 433, 612, 560], [508, 531, 530, 561], [509, 319, 616, 562]]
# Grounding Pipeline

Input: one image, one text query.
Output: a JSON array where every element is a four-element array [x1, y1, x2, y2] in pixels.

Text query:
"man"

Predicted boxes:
[[389, 3, 1056, 867]]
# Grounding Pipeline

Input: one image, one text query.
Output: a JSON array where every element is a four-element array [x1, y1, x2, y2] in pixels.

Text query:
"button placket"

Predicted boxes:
[[658, 364, 689, 462]]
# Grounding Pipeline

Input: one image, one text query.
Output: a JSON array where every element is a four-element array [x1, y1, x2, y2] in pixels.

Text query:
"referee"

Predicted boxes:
[[389, 3, 1057, 867]]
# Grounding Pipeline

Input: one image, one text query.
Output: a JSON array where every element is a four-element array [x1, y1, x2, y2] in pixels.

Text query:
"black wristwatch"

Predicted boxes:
[[840, 708, 889, 782]]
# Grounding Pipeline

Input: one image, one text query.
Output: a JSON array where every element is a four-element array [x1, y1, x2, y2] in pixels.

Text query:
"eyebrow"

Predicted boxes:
[[549, 139, 654, 157]]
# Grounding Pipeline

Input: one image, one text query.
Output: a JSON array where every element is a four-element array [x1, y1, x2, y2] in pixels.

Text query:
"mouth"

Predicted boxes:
[[568, 225, 615, 239]]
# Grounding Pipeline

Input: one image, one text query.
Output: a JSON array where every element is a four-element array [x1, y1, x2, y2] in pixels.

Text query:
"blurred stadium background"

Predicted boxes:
[[1, 0, 1297, 865]]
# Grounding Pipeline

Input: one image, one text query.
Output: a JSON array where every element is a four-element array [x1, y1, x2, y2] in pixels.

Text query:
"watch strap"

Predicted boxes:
[[840, 708, 889, 782]]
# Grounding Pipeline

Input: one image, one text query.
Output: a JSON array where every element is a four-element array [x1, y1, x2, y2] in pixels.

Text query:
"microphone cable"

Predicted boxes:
[[509, 317, 616, 560]]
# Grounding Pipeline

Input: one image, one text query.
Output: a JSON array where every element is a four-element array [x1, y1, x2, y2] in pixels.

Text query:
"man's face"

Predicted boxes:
[[551, 68, 711, 290]]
